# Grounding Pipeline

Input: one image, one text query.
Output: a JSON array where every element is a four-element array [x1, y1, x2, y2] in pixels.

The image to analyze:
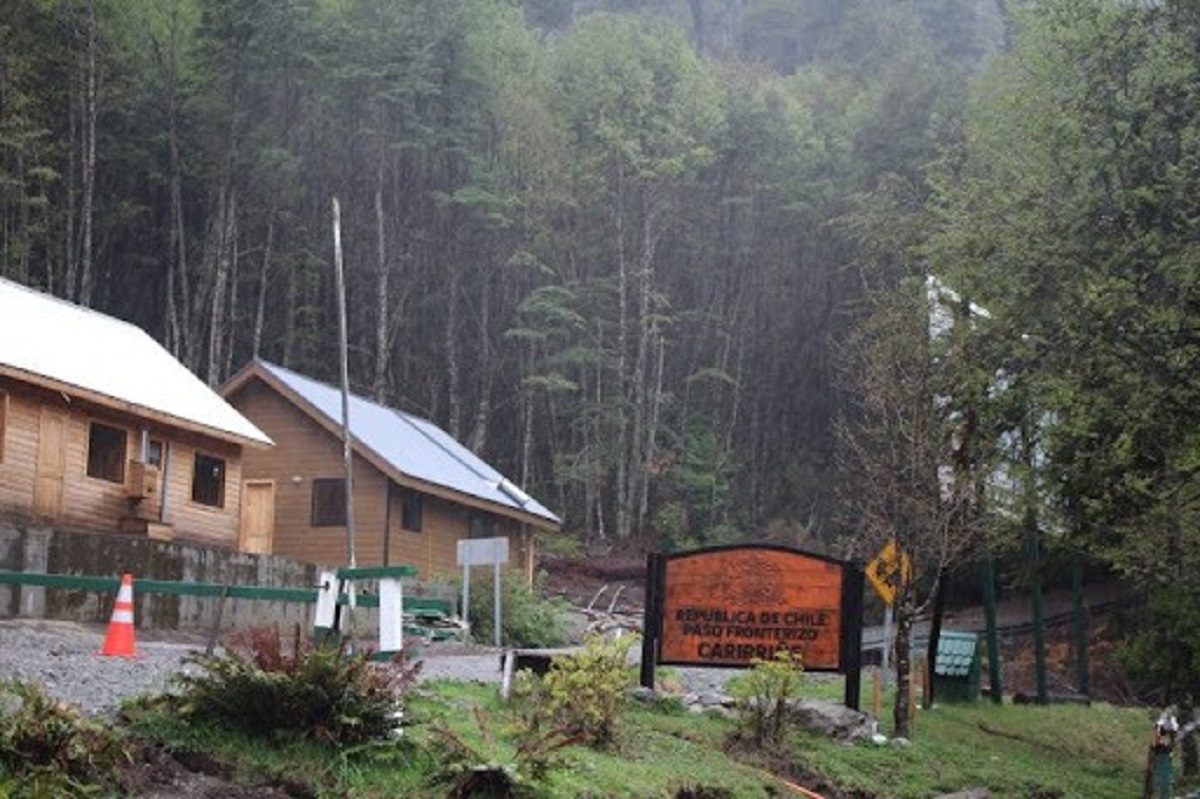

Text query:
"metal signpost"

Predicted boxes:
[[865, 539, 912, 672], [457, 537, 510, 647]]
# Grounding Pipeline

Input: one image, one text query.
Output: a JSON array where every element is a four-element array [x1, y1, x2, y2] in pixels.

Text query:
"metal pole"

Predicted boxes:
[[462, 561, 470, 640], [882, 605, 893, 673], [1026, 490, 1047, 704], [493, 541, 502, 648], [1072, 560, 1088, 697], [981, 556, 1003, 702], [332, 198, 356, 574]]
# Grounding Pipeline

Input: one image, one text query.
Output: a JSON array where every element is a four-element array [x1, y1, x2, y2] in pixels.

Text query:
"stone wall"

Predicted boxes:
[[0, 522, 322, 633]]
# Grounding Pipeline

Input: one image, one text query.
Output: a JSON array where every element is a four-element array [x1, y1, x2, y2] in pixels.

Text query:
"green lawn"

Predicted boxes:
[[127, 673, 1162, 798]]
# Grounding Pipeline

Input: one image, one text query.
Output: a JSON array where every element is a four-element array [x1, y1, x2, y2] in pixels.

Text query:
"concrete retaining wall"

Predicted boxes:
[[0, 522, 322, 633]]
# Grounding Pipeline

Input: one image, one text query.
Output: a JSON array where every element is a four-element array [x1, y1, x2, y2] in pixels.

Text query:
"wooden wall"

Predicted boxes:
[[230, 379, 531, 578], [0, 376, 242, 547]]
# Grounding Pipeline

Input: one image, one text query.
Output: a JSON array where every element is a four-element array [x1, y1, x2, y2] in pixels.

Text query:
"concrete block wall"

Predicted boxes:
[[0, 521, 321, 633]]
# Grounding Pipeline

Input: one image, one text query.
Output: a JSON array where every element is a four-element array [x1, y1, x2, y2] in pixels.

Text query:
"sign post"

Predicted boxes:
[[865, 540, 912, 673], [457, 537, 510, 647]]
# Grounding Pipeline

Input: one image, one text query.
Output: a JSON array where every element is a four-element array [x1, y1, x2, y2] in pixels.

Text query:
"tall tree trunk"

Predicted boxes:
[[252, 217, 274, 359], [468, 264, 492, 454], [631, 194, 660, 537], [78, 0, 98, 307], [373, 156, 390, 402], [223, 223, 240, 379], [615, 161, 630, 540], [166, 60, 189, 358], [445, 257, 462, 439], [893, 583, 915, 739], [207, 186, 235, 387]]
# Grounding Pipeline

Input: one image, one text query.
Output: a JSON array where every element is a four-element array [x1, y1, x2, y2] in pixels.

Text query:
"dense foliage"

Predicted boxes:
[[167, 625, 420, 745], [0, 0, 1001, 548], [726, 649, 805, 746], [0, 679, 132, 797], [514, 633, 638, 746], [460, 568, 570, 648]]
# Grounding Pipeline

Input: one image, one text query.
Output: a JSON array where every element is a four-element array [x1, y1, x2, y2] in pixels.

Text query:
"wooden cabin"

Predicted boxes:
[[221, 360, 561, 579], [0, 277, 272, 546]]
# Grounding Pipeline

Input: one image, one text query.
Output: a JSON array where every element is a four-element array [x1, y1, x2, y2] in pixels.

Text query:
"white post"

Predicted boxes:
[[378, 576, 404, 655]]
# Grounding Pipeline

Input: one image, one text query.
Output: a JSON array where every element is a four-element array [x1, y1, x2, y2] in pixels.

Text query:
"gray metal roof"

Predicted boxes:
[[0, 277, 271, 446], [933, 631, 980, 677], [257, 360, 560, 527]]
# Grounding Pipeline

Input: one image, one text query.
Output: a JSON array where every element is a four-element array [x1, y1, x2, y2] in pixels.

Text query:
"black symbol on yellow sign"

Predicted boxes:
[[865, 540, 912, 607]]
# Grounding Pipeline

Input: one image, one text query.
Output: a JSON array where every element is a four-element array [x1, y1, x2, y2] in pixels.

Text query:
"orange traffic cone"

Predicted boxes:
[[98, 573, 137, 657]]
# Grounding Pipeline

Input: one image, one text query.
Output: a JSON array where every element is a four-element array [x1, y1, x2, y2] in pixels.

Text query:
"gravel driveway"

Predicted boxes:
[[0, 618, 739, 717]]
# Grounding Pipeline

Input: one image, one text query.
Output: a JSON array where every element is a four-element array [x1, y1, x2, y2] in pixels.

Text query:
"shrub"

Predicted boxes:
[[516, 633, 638, 746], [169, 624, 420, 745], [726, 649, 804, 746], [0, 679, 132, 797], [461, 569, 570, 648], [430, 706, 578, 798]]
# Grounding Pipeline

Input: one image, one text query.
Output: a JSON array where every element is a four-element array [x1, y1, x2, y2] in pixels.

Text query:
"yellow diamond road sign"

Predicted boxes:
[[865, 540, 912, 607]]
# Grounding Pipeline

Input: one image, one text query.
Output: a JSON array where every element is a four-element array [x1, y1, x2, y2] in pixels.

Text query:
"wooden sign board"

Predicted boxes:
[[641, 545, 863, 709]]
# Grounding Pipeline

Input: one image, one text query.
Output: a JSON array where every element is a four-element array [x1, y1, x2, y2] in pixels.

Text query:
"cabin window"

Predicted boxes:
[[401, 489, 423, 532], [469, 512, 497, 539], [191, 453, 226, 508], [146, 439, 164, 468], [311, 478, 346, 526], [0, 390, 7, 463], [86, 422, 127, 483]]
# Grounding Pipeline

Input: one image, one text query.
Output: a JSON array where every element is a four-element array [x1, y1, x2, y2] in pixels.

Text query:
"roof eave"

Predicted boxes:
[[2, 363, 272, 449]]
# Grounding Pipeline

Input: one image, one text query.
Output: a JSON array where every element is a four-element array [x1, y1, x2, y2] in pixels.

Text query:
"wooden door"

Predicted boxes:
[[239, 480, 275, 554], [33, 408, 66, 518]]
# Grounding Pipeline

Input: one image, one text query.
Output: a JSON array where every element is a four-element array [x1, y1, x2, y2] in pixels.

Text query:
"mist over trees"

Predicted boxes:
[[6, 0, 1198, 626]]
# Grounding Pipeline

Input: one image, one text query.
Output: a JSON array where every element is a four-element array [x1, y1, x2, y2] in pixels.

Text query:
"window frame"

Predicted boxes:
[[311, 477, 347, 527], [191, 451, 227, 508], [401, 488, 423, 533], [86, 421, 127, 484], [469, 511, 497, 540]]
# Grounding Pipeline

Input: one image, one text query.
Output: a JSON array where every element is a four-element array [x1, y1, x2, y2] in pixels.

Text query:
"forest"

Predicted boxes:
[[3, 0, 1200, 667]]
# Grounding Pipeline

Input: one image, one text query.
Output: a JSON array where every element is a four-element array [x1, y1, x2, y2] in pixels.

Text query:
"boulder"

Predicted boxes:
[[787, 699, 876, 741]]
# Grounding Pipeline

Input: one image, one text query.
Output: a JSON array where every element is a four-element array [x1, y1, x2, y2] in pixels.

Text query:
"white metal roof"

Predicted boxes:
[[0, 277, 272, 446], [251, 360, 560, 527]]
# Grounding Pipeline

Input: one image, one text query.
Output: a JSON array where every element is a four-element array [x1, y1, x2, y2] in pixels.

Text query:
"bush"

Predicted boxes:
[[430, 706, 578, 798], [0, 679, 132, 797], [461, 569, 570, 648], [169, 624, 420, 745], [725, 649, 804, 746], [516, 633, 638, 746]]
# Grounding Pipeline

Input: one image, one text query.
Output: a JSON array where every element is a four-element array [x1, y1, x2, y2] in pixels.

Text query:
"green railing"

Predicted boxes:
[[0, 566, 452, 616]]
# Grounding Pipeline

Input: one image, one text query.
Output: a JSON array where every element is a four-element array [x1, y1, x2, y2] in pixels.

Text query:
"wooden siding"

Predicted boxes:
[[229, 379, 531, 578], [0, 376, 242, 545]]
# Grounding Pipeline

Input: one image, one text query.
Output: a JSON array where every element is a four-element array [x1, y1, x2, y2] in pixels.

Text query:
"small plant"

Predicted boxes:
[[726, 649, 804, 746], [430, 706, 579, 797], [0, 679, 132, 797], [168, 624, 420, 745], [516, 633, 638, 747]]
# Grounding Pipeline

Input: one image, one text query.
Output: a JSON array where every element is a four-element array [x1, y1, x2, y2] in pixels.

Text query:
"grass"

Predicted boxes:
[[123, 669, 1162, 798]]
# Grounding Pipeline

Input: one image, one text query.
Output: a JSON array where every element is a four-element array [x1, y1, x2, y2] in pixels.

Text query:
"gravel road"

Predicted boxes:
[[0, 618, 739, 717]]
